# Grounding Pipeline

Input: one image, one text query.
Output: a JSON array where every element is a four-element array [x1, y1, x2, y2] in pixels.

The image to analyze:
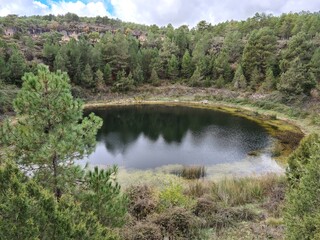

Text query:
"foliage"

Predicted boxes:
[[81, 166, 128, 227], [0, 65, 103, 199], [0, 161, 118, 240], [285, 133, 320, 239], [152, 207, 203, 239], [286, 133, 320, 188], [158, 182, 195, 210]]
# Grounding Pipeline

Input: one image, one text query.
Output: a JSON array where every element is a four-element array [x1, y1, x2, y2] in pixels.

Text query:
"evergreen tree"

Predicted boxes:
[[216, 75, 225, 88], [132, 64, 144, 84], [81, 166, 128, 228], [150, 67, 160, 86], [53, 50, 67, 72], [167, 54, 179, 80], [7, 49, 27, 85], [233, 65, 247, 89], [95, 69, 105, 91], [310, 48, 320, 82], [285, 134, 320, 239], [104, 63, 112, 85], [81, 64, 94, 88], [278, 58, 316, 96], [0, 161, 118, 240], [260, 67, 276, 91], [242, 27, 277, 81], [181, 50, 193, 78], [189, 67, 203, 87], [0, 65, 103, 200], [214, 51, 232, 82], [249, 67, 260, 90]]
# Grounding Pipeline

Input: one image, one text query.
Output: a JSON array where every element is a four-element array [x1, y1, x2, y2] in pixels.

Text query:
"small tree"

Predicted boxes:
[[0, 64, 103, 200], [81, 166, 128, 228], [95, 69, 105, 92], [150, 67, 160, 86], [0, 161, 117, 240], [104, 63, 112, 85], [233, 65, 247, 89], [167, 54, 179, 80], [285, 133, 320, 239], [181, 50, 193, 78], [81, 63, 94, 88]]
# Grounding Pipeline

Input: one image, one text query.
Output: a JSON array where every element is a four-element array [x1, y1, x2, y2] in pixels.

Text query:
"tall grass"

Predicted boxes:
[[178, 165, 206, 179], [211, 174, 283, 206]]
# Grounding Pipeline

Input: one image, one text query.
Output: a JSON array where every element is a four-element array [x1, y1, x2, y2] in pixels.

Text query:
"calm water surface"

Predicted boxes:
[[80, 105, 283, 175]]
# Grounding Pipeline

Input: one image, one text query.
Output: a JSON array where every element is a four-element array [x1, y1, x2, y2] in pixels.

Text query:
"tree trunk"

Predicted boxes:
[[52, 152, 61, 200]]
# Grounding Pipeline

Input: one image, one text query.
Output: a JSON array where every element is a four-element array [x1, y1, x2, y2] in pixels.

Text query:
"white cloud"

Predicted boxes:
[[110, 0, 320, 27], [50, 1, 109, 17], [0, 0, 110, 18], [0, 0, 49, 16], [0, 0, 320, 27]]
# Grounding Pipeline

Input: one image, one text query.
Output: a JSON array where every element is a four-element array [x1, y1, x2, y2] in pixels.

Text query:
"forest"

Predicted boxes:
[[1, 11, 320, 239]]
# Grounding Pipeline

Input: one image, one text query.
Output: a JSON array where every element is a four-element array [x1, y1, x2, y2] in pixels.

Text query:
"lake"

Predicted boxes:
[[80, 104, 283, 177]]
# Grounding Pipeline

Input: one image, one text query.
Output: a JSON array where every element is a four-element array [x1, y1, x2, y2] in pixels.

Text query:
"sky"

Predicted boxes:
[[0, 0, 320, 27]]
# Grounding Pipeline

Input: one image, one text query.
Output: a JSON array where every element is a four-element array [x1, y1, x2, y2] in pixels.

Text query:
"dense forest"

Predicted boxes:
[[1, 12, 320, 107], [1, 11, 320, 239]]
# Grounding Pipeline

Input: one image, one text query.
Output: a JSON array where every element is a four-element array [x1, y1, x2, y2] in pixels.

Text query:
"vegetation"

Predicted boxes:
[[0, 10, 320, 239], [1, 12, 320, 108], [0, 67, 126, 239]]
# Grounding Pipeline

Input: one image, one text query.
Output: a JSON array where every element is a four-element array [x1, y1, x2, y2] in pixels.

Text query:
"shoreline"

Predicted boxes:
[[85, 99, 305, 165]]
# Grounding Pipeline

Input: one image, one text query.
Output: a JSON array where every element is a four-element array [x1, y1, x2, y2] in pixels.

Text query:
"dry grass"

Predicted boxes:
[[173, 165, 206, 179]]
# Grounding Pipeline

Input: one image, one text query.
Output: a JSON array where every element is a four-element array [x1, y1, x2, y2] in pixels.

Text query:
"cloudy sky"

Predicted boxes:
[[0, 0, 320, 27]]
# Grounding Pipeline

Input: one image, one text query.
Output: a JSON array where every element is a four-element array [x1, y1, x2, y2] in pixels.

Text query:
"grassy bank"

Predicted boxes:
[[120, 173, 286, 239]]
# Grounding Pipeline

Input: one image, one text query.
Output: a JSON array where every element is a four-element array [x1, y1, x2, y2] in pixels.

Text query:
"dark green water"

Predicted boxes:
[[80, 105, 282, 174]]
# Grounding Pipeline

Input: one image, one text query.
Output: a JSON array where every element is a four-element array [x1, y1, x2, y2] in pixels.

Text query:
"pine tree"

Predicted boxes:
[[181, 50, 193, 78], [7, 49, 27, 85], [53, 50, 67, 72], [0, 65, 103, 200], [216, 75, 225, 88], [167, 54, 179, 80], [249, 67, 260, 90], [81, 166, 128, 228], [189, 67, 203, 87], [233, 65, 247, 89], [104, 63, 112, 85], [0, 161, 118, 239], [150, 67, 160, 86], [81, 64, 94, 88], [285, 133, 320, 239], [260, 67, 276, 91], [133, 64, 144, 84], [95, 69, 105, 92], [278, 58, 316, 96]]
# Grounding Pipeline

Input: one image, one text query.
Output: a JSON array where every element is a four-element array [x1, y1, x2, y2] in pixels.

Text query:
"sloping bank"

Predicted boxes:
[[85, 99, 305, 165]]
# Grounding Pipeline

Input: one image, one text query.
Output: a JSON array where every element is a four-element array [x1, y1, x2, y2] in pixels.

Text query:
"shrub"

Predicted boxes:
[[205, 206, 258, 230], [158, 182, 195, 211], [152, 207, 203, 239], [121, 222, 162, 240], [286, 133, 320, 187], [285, 133, 320, 239], [126, 185, 158, 220]]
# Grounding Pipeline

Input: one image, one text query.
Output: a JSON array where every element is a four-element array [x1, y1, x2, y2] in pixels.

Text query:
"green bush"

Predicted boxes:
[[286, 133, 320, 187], [158, 182, 195, 211], [285, 146, 320, 239]]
